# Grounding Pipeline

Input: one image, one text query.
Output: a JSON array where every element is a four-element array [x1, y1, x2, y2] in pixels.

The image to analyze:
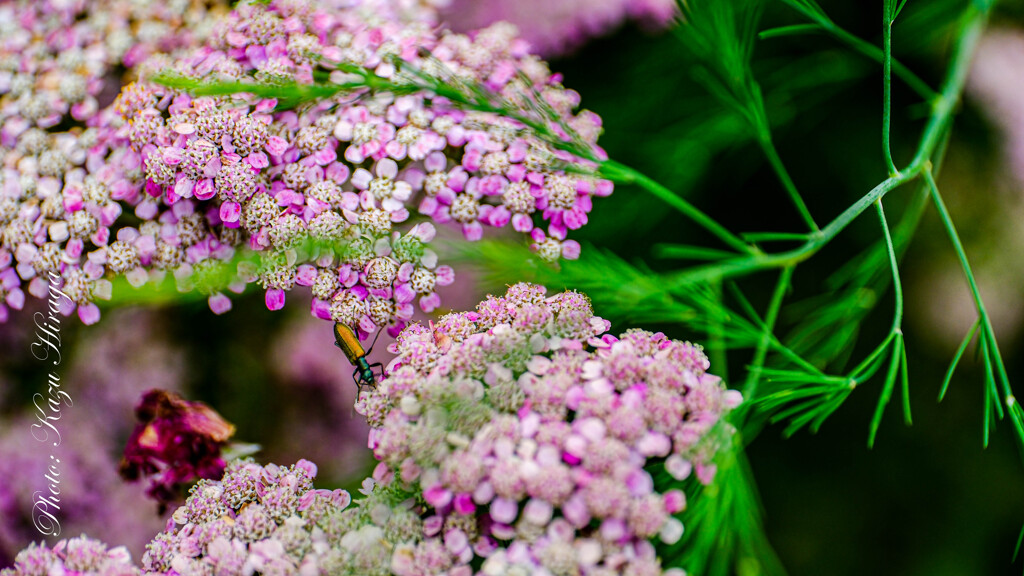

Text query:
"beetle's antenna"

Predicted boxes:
[[366, 327, 384, 354]]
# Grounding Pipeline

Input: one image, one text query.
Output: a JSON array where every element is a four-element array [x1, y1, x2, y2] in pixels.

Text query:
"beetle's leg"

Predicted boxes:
[[367, 362, 385, 380]]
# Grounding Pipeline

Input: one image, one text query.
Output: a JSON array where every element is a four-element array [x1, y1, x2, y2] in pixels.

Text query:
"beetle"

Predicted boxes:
[[333, 322, 384, 395]]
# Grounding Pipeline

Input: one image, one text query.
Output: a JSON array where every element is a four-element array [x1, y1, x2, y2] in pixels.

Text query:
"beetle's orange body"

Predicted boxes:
[[333, 322, 381, 393], [333, 322, 367, 363]]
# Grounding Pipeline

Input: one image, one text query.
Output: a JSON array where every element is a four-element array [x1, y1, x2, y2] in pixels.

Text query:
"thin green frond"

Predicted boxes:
[[755, 367, 853, 437], [741, 231, 811, 243], [939, 318, 981, 401], [893, 0, 911, 20], [899, 335, 912, 425], [776, 0, 831, 23], [655, 244, 742, 261], [757, 23, 821, 40], [448, 240, 698, 328], [925, 166, 1023, 450], [727, 281, 822, 376], [784, 188, 928, 370], [741, 266, 794, 399], [882, 0, 898, 175], [867, 334, 903, 448], [676, 0, 817, 231]]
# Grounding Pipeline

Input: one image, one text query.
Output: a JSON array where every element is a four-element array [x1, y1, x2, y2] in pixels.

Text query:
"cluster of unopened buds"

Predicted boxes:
[[0, 0, 612, 337], [351, 282, 741, 575]]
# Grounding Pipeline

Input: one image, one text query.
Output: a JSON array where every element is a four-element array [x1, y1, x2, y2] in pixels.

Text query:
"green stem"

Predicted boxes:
[[924, 168, 1013, 407], [882, 6, 898, 175], [743, 266, 795, 398], [775, 2, 937, 102], [664, 3, 990, 289], [600, 161, 759, 256], [875, 199, 903, 329]]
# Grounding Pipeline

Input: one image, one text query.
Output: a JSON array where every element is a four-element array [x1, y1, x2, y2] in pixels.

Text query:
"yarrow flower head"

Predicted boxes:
[[85, 0, 612, 337], [119, 389, 236, 509], [0, 0, 612, 337], [138, 458, 355, 575], [355, 282, 743, 575], [0, 536, 140, 576], [0, 0, 229, 325]]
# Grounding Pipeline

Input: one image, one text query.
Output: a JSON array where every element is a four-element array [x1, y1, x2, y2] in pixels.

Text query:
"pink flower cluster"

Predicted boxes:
[[0, 0, 226, 132], [141, 458, 353, 575], [0, 0, 229, 324], [0, 0, 612, 335], [0, 537, 140, 576], [356, 283, 742, 575]]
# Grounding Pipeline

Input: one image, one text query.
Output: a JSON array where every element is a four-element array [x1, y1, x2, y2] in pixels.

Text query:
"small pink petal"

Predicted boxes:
[[5, 288, 24, 310], [351, 168, 372, 189], [425, 151, 446, 172], [295, 264, 317, 286], [204, 156, 222, 178], [219, 201, 241, 223], [265, 288, 286, 311], [195, 179, 216, 200], [265, 136, 289, 156], [664, 490, 687, 514], [419, 292, 440, 312], [77, 303, 100, 325], [311, 298, 331, 320], [561, 240, 581, 260], [208, 292, 232, 315], [452, 494, 476, 516], [376, 158, 398, 179], [434, 266, 454, 285], [246, 152, 269, 169], [490, 498, 518, 525], [462, 221, 483, 241], [312, 148, 336, 165], [423, 485, 453, 509], [394, 282, 416, 303], [175, 177, 195, 199]]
